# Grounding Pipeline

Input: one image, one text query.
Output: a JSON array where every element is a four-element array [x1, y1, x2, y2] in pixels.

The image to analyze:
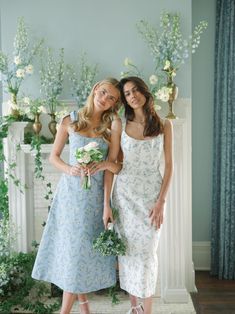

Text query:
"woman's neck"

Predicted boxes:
[[133, 109, 145, 123], [91, 108, 102, 123]]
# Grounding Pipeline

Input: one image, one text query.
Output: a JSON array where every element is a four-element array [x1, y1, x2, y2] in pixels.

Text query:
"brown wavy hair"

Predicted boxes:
[[71, 78, 120, 143], [118, 76, 164, 137]]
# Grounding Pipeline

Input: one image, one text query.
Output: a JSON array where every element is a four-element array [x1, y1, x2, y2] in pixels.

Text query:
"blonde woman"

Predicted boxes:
[[32, 78, 122, 314]]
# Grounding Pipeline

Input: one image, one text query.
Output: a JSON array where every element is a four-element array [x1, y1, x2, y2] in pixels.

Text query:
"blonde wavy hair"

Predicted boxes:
[[71, 78, 120, 143]]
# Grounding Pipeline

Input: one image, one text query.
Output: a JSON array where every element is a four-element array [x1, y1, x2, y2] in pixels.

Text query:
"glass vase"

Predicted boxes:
[[10, 93, 21, 119]]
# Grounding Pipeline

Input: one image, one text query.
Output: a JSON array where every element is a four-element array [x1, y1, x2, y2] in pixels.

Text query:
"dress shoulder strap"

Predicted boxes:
[[70, 110, 78, 122]]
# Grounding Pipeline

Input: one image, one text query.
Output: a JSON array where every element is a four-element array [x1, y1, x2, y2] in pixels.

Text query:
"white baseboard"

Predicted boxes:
[[192, 241, 211, 270], [163, 288, 190, 303]]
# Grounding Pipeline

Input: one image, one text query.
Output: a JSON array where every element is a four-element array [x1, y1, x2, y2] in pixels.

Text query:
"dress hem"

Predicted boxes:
[[120, 283, 155, 299], [32, 275, 116, 294]]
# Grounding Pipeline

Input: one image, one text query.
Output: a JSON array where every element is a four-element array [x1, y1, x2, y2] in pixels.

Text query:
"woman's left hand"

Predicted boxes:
[[87, 161, 108, 175], [149, 199, 165, 229]]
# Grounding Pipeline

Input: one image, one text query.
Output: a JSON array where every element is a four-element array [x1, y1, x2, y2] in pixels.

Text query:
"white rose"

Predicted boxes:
[[155, 104, 162, 111], [149, 74, 158, 85], [161, 94, 170, 102], [37, 106, 43, 113], [77, 152, 91, 164], [27, 112, 34, 120], [8, 102, 19, 111], [163, 60, 171, 70], [84, 142, 99, 151], [155, 86, 171, 102], [16, 69, 25, 78], [124, 57, 132, 67], [14, 56, 21, 65], [39, 105, 47, 114], [25, 64, 33, 74], [24, 107, 31, 114], [23, 97, 30, 105]]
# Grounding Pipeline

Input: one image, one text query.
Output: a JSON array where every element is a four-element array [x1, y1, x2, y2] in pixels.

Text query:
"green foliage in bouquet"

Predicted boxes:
[[93, 207, 126, 256], [93, 227, 126, 256], [75, 142, 104, 165], [75, 142, 104, 190]]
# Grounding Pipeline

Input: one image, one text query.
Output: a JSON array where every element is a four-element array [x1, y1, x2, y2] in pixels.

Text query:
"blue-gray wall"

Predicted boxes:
[[192, 0, 215, 241], [0, 0, 191, 98]]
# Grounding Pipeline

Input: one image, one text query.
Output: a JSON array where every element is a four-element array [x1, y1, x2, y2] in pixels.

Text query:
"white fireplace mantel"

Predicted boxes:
[[4, 104, 196, 303]]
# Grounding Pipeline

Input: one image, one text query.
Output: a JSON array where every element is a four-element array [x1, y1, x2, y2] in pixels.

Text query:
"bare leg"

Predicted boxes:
[[143, 296, 153, 314], [60, 291, 76, 314], [78, 293, 90, 314], [129, 294, 138, 307], [129, 294, 144, 313]]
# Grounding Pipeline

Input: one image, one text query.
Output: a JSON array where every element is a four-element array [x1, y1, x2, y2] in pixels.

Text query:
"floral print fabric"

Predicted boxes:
[[112, 126, 163, 298], [32, 111, 116, 293]]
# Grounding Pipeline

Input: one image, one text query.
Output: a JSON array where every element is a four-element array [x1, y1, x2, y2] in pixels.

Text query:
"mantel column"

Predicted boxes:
[[4, 122, 30, 252], [159, 118, 195, 302]]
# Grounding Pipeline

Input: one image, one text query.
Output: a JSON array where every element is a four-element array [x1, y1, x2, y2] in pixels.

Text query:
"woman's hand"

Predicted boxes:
[[103, 204, 114, 229], [69, 164, 87, 176], [149, 198, 165, 229], [87, 161, 108, 175]]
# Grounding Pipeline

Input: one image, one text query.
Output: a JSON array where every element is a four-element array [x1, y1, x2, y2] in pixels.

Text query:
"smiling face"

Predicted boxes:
[[123, 81, 146, 110], [93, 83, 120, 112]]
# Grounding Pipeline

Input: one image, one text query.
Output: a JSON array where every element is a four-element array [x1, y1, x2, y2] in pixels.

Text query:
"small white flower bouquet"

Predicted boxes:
[[93, 222, 126, 256], [93, 208, 126, 256], [75, 142, 103, 190]]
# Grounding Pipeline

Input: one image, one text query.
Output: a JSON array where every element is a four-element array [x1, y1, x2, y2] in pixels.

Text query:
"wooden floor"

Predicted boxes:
[[190, 271, 235, 314]]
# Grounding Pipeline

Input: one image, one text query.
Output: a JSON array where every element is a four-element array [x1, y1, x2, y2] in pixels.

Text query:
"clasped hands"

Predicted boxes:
[[69, 161, 107, 176]]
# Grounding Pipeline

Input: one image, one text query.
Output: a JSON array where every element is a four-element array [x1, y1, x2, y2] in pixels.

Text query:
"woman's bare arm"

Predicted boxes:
[[103, 118, 122, 228], [49, 116, 82, 176], [149, 119, 173, 228]]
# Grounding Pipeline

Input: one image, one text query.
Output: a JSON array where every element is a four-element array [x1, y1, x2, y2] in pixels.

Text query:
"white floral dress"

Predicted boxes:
[[112, 122, 163, 298]]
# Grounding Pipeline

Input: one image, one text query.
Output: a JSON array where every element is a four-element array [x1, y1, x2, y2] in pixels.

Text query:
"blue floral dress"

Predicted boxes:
[[32, 111, 116, 293]]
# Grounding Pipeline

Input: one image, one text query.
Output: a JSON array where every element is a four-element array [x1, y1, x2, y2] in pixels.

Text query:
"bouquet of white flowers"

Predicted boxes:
[[75, 141, 103, 190], [93, 222, 127, 256]]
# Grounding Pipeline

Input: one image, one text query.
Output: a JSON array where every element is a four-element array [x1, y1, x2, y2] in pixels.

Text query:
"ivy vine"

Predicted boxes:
[[0, 115, 59, 313], [29, 134, 53, 201]]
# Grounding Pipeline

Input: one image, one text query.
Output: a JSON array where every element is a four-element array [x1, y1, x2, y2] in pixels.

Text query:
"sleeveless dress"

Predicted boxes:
[[112, 121, 163, 298], [32, 111, 116, 294]]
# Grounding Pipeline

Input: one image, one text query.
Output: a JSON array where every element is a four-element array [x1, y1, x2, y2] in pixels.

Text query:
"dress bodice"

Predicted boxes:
[[120, 125, 164, 177], [68, 111, 108, 166]]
